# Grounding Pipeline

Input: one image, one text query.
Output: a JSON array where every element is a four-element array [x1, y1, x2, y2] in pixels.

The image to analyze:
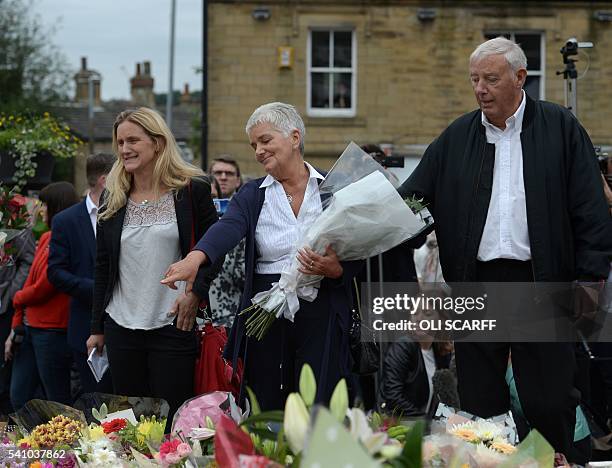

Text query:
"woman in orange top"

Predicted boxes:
[[4, 182, 79, 410]]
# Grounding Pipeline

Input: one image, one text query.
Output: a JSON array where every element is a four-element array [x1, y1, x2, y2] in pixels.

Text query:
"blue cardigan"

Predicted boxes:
[[195, 176, 362, 371]]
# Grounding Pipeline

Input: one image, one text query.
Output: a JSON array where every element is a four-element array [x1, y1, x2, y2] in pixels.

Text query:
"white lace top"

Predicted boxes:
[[106, 192, 183, 330]]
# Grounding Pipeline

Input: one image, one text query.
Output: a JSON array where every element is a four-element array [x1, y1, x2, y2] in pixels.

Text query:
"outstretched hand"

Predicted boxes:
[[161, 250, 207, 293]]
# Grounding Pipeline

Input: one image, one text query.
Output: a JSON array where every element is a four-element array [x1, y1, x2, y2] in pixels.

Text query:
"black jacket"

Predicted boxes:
[[378, 338, 450, 417], [399, 96, 612, 282], [91, 177, 221, 334]]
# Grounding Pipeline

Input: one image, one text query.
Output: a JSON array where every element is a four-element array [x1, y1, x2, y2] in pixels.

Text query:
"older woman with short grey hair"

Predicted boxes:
[[163, 102, 361, 410]]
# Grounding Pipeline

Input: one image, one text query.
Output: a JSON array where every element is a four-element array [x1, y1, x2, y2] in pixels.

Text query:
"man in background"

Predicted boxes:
[[209, 156, 242, 198], [207, 156, 244, 328]]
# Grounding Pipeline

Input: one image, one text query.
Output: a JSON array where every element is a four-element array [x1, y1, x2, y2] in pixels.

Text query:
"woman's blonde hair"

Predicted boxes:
[[99, 107, 204, 221]]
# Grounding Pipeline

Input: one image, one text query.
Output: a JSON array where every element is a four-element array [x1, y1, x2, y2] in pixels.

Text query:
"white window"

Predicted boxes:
[[307, 29, 356, 117], [484, 31, 545, 100]]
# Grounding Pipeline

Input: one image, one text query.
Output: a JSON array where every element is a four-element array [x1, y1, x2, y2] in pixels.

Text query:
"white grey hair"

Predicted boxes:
[[470, 37, 527, 73], [245, 102, 306, 155]]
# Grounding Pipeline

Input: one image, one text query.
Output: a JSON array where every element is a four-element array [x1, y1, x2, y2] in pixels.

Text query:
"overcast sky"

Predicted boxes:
[[35, 0, 203, 101]]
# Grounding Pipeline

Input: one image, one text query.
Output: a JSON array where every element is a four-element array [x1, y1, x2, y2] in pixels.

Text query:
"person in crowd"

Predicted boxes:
[[0, 212, 34, 415], [4, 182, 79, 410], [399, 37, 612, 462], [162, 102, 362, 410], [86, 107, 220, 420], [207, 157, 245, 328], [378, 287, 453, 417], [48, 152, 115, 396], [209, 156, 242, 199]]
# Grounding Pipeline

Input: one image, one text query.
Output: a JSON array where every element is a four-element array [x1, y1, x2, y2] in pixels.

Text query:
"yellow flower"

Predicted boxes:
[[451, 428, 480, 443], [137, 418, 165, 444], [43, 112, 50, 118], [30, 462, 42, 468], [490, 439, 517, 454], [86, 423, 105, 441]]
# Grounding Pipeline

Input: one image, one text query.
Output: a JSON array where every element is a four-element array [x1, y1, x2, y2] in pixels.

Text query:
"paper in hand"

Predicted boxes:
[[87, 346, 109, 383]]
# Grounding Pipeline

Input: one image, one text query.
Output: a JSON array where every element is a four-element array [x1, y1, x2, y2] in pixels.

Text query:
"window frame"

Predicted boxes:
[[306, 28, 357, 117], [483, 30, 546, 100]]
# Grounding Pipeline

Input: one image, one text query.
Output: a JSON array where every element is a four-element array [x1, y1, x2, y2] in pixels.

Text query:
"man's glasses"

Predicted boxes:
[[212, 170, 238, 177]]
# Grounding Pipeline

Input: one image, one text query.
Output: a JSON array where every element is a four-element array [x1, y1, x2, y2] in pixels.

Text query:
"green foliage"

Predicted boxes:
[[246, 386, 261, 416], [388, 420, 424, 468], [91, 403, 108, 422], [0, 0, 71, 112], [404, 195, 428, 214], [0, 112, 81, 190]]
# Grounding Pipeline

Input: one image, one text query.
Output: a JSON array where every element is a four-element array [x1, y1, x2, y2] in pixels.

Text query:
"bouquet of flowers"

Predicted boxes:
[[422, 404, 554, 467], [242, 142, 432, 339], [0, 183, 31, 268]]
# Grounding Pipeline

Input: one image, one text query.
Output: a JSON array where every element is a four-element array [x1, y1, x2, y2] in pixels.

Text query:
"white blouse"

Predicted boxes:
[[106, 193, 183, 330], [255, 162, 324, 274]]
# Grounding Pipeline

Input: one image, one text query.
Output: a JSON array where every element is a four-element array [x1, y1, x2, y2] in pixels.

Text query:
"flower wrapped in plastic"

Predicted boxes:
[[423, 403, 554, 467], [171, 391, 248, 441], [10, 399, 87, 440], [242, 141, 432, 339]]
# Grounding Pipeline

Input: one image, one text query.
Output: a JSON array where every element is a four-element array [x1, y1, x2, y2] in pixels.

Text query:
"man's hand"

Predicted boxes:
[[168, 291, 200, 331], [86, 334, 105, 356], [297, 245, 343, 279], [161, 250, 207, 293]]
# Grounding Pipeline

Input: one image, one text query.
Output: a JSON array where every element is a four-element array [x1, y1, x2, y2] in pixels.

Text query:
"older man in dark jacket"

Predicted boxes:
[[399, 37, 611, 463]]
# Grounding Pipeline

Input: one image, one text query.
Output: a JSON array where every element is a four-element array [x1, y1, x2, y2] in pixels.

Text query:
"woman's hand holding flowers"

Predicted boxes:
[[297, 245, 343, 279]]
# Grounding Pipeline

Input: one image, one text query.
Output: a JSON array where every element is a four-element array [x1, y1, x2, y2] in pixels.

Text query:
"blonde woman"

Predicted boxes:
[[86, 107, 218, 418]]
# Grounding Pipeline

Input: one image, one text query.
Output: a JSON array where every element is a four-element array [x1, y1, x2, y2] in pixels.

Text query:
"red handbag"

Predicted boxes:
[[188, 181, 243, 397], [194, 320, 243, 396]]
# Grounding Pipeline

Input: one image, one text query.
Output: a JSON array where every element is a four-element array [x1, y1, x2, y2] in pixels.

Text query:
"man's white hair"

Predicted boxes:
[[470, 37, 527, 73], [245, 102, 306, 155]]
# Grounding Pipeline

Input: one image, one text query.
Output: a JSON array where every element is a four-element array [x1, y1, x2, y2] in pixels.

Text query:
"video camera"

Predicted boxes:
[[560, 37, 593, 62]]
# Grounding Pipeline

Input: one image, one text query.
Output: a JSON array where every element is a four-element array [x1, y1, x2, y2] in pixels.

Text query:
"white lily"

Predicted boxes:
[[188, 426, 216, 440], [346, 408, 389, 455], [283, 392, 310, 454]]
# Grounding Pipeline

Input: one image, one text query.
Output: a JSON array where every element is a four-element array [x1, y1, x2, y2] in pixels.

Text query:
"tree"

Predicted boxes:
[[0, 0, 71, 112]]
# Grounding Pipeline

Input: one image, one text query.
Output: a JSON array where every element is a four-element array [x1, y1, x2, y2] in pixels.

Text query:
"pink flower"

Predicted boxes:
[[165, 452, 181, 465], [176, 442, 191, 457], [159, 438, 181, 458]]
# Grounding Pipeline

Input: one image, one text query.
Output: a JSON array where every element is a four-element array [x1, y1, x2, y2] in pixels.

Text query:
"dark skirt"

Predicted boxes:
[[242, 273, 349, 410]]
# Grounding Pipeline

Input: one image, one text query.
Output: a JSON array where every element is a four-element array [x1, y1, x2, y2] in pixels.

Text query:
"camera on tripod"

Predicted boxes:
[[561, 37, 593, 61]]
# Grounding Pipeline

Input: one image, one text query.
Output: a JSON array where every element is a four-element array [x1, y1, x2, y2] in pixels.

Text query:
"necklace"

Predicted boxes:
[[285, 193, 293, 204], [141, 199, 149, 205]]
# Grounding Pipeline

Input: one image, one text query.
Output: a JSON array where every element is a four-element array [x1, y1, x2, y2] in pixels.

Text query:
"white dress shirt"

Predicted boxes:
[[85, 193, 98, 237], [477, 91, 531, 261], [255, 162, 324, 274]]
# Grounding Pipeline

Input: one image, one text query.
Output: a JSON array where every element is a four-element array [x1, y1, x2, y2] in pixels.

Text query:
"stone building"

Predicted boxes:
[[206, 0, 612, 178]]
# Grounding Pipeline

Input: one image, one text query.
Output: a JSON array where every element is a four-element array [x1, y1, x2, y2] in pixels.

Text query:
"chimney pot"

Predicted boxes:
[[81, 57, 87, 71], [136, 63, 141, 76], [144, 61, 151, 75]]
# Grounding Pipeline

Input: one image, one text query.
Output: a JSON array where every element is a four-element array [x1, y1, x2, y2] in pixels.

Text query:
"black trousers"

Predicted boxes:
[[454, 259, 579, 461], [243, 274, 348, 411], [104, 316, 198, 422]]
